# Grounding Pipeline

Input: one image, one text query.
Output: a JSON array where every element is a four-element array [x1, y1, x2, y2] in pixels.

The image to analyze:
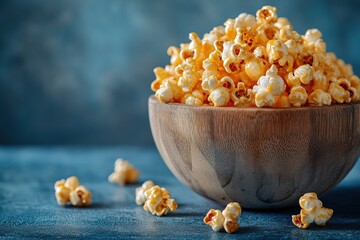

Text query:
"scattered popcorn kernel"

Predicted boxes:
[[151, 6, 359, 107], [108, 159, 139, 186], [222, 202, 242, 233], [204, 209, 225, 232], [64, 176, 80, 191], [135, 180, 155, 205], [292, 192, 333, 229], [204, 202, 242, 233], [54, 176, 91, 207], [143, 186, 177, 216], [54, 181, 70, 206], [69, 185, 92, 207], [292, 214, 310, 229]]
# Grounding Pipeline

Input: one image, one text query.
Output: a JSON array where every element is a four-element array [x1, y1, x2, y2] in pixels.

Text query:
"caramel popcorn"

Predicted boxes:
[[204, 202, 242, 234], [135, 180, 155, 205], [152, 6, 359, 107], [143, 185, 178, 216], [292, 192, 333, 229], [108, 159, 139, 186], [54, 176, 92, 207]]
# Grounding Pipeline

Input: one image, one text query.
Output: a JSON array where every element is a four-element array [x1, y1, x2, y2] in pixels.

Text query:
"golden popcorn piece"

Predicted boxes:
[[64, 176, 80, 191], [151, 5, 360, 107], [69, 185, 92, 207], [143, 185, 177, 216], [54, 176, 92, 207], [308, 89, 331, 106], [54, 180, 70, 206], [222, 202, 242, 233], [292, 192, 333, 229], [135, 180, 155, 206], [292, 214, 310, 229], [204, 209, 225, 232], [108, 159, 139, 186], [204, 202, 242, 233], [289, 86, 308, 107]]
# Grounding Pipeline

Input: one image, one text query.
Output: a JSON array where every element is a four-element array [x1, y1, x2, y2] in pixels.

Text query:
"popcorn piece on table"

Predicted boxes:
[[143, 185, 178, 216], [135, 180, 155, 205], [108, 158, 139, 186], [204, 209, 225, 232], [204, 202, 242, 234], [69, 185, 92, 207], [222, 202, 242, 233], [54, 176, 92, 207], [292, 192, 333, 229]]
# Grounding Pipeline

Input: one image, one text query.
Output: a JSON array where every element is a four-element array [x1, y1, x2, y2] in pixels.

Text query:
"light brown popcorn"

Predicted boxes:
[[69, 185, 92, 207], [222, 202, 242, 233], [108, 159, 139, 186], [204, 202, 242, 233], [64, 176, 80, 191], [289, 86, 308, 107], [204, 209, 225, 232], [143, 185, 177, 216], [292, 192, 333, 229], [54, 176, 92, 207], [135, 180, 155, 205], [151, 6, 359, 107], [54, 180, 70, 206]]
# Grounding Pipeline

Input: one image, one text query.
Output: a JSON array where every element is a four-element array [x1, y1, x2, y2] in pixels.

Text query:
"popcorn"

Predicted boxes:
[[256, 6, 278, 24], [204, 209, 225, 232], [308, 89, 331, 106], [108, 159, 139, 186], [234, 13, 256, 30], [69, 185, 92, 207], [54, 176, 92, 207], [289, 86, 308, 107], [54, 180, 70, 206], [202, 76, 235, 107], [222, 202, 242, 233], [143, 185, 178, 216], [204, 202, 242, 233], [292, 192, 333, 229], [294, 64, 314, 85], [151, 6, 360, 107], [135, 180, 155, 205]]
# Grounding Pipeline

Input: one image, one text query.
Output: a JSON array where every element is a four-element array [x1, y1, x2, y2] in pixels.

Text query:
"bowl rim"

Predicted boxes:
[[149, 95, 360, 112]]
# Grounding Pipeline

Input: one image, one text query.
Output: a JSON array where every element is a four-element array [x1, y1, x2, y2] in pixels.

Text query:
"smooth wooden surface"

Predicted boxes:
[[149, 96, 360, 209], [1, 147, 360, 239]]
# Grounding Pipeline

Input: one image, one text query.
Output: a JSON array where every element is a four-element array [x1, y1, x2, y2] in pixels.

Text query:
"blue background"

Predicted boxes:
[[0, 0, 359, 145]]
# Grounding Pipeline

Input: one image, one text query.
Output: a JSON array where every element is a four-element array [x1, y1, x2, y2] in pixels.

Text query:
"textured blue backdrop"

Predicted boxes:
[[0, 0, 359, 145]]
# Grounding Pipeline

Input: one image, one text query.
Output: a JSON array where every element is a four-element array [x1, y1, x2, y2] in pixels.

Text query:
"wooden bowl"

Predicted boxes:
[[148, 95, 360, 209]]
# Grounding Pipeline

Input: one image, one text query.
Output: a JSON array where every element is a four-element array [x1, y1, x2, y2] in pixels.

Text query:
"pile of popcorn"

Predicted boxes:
[[151, 6, 360, 108]]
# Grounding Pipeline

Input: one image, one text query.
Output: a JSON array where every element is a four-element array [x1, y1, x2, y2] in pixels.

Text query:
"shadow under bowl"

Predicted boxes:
[[148, 95, 360, 209]]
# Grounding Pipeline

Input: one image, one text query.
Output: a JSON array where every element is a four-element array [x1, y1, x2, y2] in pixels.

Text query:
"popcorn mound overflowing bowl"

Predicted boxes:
[[149, 6, 360, 208]]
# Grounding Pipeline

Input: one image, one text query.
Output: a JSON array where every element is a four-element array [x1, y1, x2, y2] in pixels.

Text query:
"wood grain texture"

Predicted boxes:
[[149, 96, 360, 209]]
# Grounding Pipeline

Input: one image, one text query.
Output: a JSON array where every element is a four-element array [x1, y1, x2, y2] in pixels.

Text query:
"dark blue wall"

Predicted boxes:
[[0, 0, 359, 145]]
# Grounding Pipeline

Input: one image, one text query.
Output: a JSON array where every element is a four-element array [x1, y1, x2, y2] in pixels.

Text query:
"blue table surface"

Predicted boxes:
[[0, 147, 359, 239]]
